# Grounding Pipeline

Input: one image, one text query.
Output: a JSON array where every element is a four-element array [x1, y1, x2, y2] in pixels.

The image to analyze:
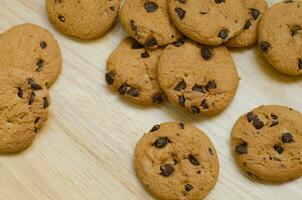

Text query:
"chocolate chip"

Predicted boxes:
[[28, 79, 42, 90], [200, 99, 209, 109], [150, 124, 160, 132], [243, 20, 252, 30], [110, 6, 115, 11], [290, 25, 301, 36], [188, 154, 200, 166], [35, 117, 40, 124], [141, 51, 150, 58], [250, 8, 261, 20], [144, 2, 158, 12], [175, 8, 186, 20], [274, 144, 283, 154], [197, 170, 201, 174], [218, 28, 229, 40], [130, 20, 137, 32], [152, 94, 163, 103], [179, 123, 185, 129], [127, 87, 140, 97], [191, 106, 200, 114], [160, 164, 174, 177], [208, 148, 214, 155], [131, 41, 144, 49], [40, 41, 47, 49], [178, 95, 185, 107], [105, 71, 115, 85], [247, 112, 255, 122], [271, 114, 278, 120], [192, 84, 205, 93], [270, 114, 278, 127], [43, 97, 49, 108], [206, 80, 216, 91], [172, 39, 185, 47], [36, 59, 45, 72], [144, 37, 157, 47], [174, 80, 186, 91], [260, 41, 270, 52], [284, 0, 293, 3], [185, 184, 193, 192], [178, 0, 186, 3], [298, 59, 302, 70], [281, 132, 294, 143], [58, 15, 65, 22], [252, 118, 264, 129], [201, 46, 212, 60], [28, 92, 36, 105], [118, 83, 127, 95], [215, 0, 225, 3], [235, 142, 248, 155], [17, 87, 23, 98], [153, 137, 170, 148]]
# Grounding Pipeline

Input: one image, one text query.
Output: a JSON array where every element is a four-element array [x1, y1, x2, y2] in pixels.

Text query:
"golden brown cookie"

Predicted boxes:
[[158, 39, 239, 115], [0, 69, 51, 153], [105, 37, 166, 106], [46, 0, 120, 39], [168, 0, 247, 46], [258, 1, 302, 75], [231, 105, 302, 182], [226, 0, 268, 47], [0, 23, 62, 87], [134, 122, 219, 200], [120, 0, 182, 48]]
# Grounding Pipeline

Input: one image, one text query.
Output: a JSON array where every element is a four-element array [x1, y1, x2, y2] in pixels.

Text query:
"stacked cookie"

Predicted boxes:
[[0, 23, 62, 153]]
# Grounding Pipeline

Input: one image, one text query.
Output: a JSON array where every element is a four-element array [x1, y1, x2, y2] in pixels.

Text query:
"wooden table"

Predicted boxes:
[[0, 0, 301, 199]]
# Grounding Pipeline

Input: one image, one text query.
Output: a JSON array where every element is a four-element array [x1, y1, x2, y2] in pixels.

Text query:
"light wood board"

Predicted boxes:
[[0, 0, 301, 199]]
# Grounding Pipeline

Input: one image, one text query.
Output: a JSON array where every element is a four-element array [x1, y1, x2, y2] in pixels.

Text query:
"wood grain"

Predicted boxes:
[[0, 0, 301, 199]]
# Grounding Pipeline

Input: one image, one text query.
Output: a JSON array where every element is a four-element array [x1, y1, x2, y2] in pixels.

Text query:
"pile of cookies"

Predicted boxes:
[[0, 23, 62, 153]]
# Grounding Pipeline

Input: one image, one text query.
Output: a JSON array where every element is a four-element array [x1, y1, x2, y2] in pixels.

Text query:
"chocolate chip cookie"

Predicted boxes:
[[105, 37, 166, 106], [0, 69, 50, 153], [258, 1, 302, 75], [134, 122, 219, 200], [0, 23, 62, 87], [46, 0, 120, 39], [120, 0, 182, 48], [158, 39, 239, 115], [226, 0, 268, 47], [232, 105, 302, 182], [168, 0, 247, 46]]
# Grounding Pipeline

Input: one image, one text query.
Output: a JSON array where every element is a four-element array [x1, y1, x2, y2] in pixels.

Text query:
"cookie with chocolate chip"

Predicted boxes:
[[134, 122, 219, 200], [105, 37, 166, 105], [0, 69, 50, 153], [158, 39, 239, 115], [120, 0, 182, 48], [168, 0, 247, 46], [258, 1, 302, 75], [226, 0, 268, 47], [0, 23, 62, 87], [232, 105, 302, 182], [46, 0, 120, 39]]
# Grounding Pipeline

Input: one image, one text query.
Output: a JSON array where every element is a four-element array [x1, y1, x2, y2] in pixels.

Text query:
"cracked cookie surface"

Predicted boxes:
[[168, 0, 247, 46], [134, 122, 219, 200], [231, 105, 302, 182], [158, 39, 239, 115], [258, 1, 302, 75], [120, 0, 182, 48], [46, 0, 120, 39], [105, 37, 166, 106]]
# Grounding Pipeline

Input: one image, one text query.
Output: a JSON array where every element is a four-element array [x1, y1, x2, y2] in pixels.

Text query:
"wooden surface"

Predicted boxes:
[[0, 0, 302, 199]]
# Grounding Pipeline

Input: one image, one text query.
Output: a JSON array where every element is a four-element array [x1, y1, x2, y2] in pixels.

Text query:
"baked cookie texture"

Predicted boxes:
[[226, 0, 268, 47], [0, 23, 62, 87], [258, 1, 302, 75], [168, 0, 247, 46], [134, 122, 219, 200], [0, 69, 50, 153], [232, 105, 302, 182], [158, 39, 239, 115], [105, 37, 166, 106], [120, 0, 182, 48], [46, 0, 120, 39]]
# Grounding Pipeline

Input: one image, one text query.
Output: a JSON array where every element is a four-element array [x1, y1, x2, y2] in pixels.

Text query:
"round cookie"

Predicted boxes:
[[258, 1, 302, 75], [168, 0, 247, 46], [0, 69, 51, 153], [120, 0, 182, 48], [226, 0, 268, 47], [231, 105, 302, 182], [46, 0, 120, 39], [134, 122, 219, 200], [0, 23, 62, 87], [105, 37, 166, 106], [158, 39, 239, 115]]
